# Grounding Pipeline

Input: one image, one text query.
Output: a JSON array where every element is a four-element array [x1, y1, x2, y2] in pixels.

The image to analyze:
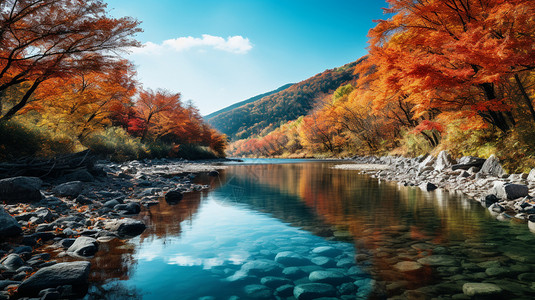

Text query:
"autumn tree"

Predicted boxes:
[[31, 60, 137, 140], [369, 0, 535, 133], [134, 88, 182, 141], [0, 0, 141, 122]]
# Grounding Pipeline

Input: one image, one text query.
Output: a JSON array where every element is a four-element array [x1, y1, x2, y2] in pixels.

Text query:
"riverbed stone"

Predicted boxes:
[[66, 236, 98, 257], [0, 176, 42, 202], [0, 207, 22, 237], [17, 261, 90, 296], [275, 251, 310, 266], [293, 283, 337, 300], [419, 182, 438, 192], [261, 276, 292, 289], [462, 283, 502, 297], [105, 218, 146, 237], [309, 270, 351, 285], [452, 156, 486, 171], [311, 256, 336, 268], [165, 190, 183, 203], [394, 261, 423, 273], [243, 284, 272, 299], [417, 255, 458, 266], [241, 259, 282, 277], [283, 266, 307, 279], [275, 284, 294, 297], [311, 246, 342, 257], [1, 254, 24, 271]]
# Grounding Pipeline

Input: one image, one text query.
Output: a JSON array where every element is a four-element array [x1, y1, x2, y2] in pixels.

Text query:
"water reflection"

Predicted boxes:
[[90, 161, 535, 299]]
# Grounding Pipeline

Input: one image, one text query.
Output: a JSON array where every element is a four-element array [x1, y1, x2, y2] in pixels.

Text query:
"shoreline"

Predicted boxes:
[[336, 153, 535, 229], [0, 158, 226, 299]]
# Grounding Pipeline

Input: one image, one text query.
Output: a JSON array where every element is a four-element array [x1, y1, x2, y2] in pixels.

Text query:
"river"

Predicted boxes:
[[87, 159, 535, 299]]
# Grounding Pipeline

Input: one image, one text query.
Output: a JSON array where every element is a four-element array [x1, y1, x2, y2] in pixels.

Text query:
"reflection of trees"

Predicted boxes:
[[138, 190, 204, 243], [221, 162, 490, 292]]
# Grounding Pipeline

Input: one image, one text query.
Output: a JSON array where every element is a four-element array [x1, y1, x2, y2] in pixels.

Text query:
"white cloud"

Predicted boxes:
[[131, 34, 252, 55]]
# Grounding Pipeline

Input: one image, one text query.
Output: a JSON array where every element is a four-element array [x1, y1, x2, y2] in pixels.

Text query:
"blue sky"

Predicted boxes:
[[105, 0, 389, 115]]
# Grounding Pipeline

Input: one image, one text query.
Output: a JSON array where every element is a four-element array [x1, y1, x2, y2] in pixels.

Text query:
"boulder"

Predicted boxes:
[[165, 190, 183, 203], [274, 251, 310, 266], [419, 182, 438, 192], [0, 207, 22, 237], [17, 261, 90, 296], [0, 176, 42, 202], [66, 237, 99, 257], [452, 156, 486, 171], [105, 219, 146, 237], [480, 155, 505, 177], [481, 194, 499, 208], [293, 283, 337, 300], [462, 283, 502, 297], [434, 151, 456, 171], [52, 181, 83, 198], [528, 169, 535, 182], [492, 181, 529, 200], [418, 156, 436, 172]]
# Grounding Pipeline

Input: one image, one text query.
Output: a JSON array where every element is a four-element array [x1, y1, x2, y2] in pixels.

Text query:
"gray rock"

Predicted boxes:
[[66, 236, 98, 257], [241, 259, 282, 277], [480, 155, 505, 177], [293, 283, 337, 300], [462, 283, 502, 296], [528, 169, 535, 182], [275, 251, 310, 266], [452, 156, 486, 171], [309, 270, 351, 285], [17, 261, 90, 296], [0, 207, 22, 237], [105, 219, 146, 237], [0, 176, 42, 202], [488, 202, 505, 213], [311, 246, 342, 257], [52, 181, 83, 198], [418, 156, 436, 172], [1, 254, 24, 271], [243, 284, 272, 299], [492, 181, 529, 200], [434, 150, 456, 171]]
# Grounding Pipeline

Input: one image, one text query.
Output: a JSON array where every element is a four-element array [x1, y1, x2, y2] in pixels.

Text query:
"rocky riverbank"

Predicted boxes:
[[0, 158, 225, 299], [342, 152, 535, 228]]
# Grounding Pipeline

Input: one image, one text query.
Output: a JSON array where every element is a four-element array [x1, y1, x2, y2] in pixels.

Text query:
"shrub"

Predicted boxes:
[[83, 127, 147, 161]]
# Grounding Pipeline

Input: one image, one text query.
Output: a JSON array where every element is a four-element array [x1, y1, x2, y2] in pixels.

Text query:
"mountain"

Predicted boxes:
[[204, 83, 294, 120], [208, 58, 364, 140]]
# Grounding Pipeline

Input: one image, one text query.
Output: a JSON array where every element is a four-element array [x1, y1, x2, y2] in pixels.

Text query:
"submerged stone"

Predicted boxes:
[[462, 283, 502, 297], [293, 283, 337, 300]]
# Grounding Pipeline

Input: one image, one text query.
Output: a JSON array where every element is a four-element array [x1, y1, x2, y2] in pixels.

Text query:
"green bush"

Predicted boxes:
[[0, 120, 74, 160], [83, 127, 147, 161]]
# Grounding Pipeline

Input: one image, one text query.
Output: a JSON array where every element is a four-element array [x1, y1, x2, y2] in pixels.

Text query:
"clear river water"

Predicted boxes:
[[87, 159, 535, 299]]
